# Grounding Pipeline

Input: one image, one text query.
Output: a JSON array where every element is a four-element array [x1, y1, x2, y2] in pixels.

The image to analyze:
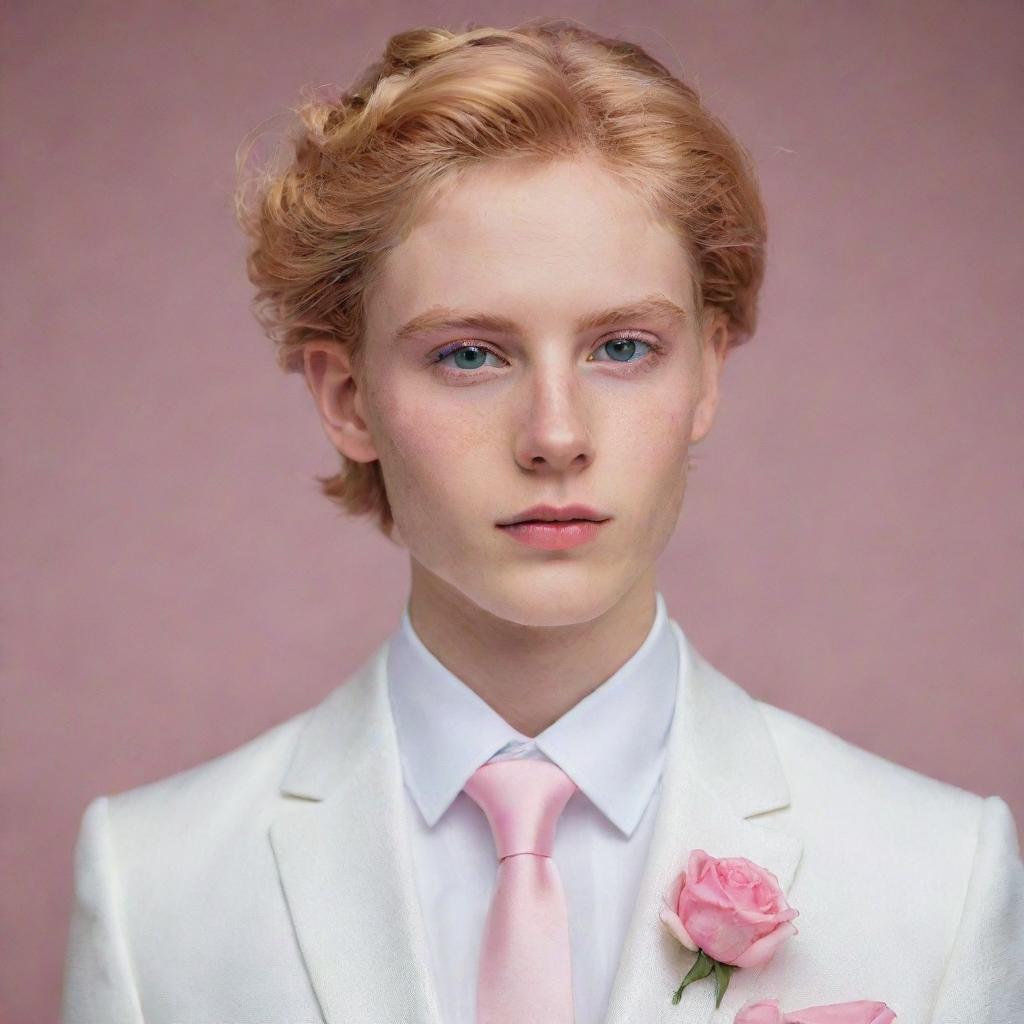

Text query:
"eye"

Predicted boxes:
[[590, 334, 656, 363], [433, 343, 504, 371]]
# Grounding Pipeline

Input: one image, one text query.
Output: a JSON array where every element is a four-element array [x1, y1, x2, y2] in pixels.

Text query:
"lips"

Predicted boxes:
[[498, 518, 608, 551], [498, 503, 610, 526]]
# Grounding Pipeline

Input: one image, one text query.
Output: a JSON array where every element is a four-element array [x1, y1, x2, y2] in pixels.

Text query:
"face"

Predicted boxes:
[[304, 156, 730, 628]]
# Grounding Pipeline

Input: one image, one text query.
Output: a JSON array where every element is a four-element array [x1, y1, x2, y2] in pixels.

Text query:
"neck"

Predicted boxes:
[[406, 563, 659, 737]]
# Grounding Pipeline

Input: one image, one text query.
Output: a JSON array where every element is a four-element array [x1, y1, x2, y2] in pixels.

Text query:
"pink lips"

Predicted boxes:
[[497, 519, 607, 550]]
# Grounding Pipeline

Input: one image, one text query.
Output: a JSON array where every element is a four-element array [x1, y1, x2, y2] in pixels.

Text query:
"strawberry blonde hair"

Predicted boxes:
[[234, 17, 767, 539]]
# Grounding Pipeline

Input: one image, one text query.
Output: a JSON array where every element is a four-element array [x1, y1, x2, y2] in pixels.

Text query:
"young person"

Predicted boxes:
[[61, 18, 1023, 1024]]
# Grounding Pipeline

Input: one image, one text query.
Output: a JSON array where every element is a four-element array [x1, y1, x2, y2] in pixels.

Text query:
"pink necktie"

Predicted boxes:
[[464, 758, 579, 1024]]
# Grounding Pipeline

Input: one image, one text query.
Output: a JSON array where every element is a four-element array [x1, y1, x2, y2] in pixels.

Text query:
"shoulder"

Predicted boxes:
[[87, 702, 316, 863], [66, 698, 329, 958], [753, 697, 1015, 894], [756, 696, 989, 821]]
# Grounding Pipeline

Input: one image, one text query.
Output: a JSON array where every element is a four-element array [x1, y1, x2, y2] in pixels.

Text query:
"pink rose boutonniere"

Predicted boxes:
[[735, 997, 896, 1023], [660, 849, 800, 1008]]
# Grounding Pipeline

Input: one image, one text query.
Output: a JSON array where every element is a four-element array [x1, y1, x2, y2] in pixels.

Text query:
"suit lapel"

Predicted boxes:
[[602, 622, 804, 1024], [269, 639, 445, 1024]]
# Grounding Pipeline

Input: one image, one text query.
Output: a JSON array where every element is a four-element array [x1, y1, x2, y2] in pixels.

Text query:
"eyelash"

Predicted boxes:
[[430, 332, 664, 379]]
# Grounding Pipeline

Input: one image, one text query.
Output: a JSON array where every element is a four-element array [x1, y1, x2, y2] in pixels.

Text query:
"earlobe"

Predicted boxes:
[[689, 390, 719, 445], [302, 341, 380, 464]]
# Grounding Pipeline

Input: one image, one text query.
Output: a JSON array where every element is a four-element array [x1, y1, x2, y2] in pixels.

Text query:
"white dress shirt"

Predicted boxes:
[[386, 589, 685, 1024]]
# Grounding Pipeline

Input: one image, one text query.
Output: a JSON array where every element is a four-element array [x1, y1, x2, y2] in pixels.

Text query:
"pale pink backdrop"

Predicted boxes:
[[2, 2, 1021, 1020]]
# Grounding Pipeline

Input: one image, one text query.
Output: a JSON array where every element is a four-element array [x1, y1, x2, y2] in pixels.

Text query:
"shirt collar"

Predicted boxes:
[[386, 590, 682, 838]]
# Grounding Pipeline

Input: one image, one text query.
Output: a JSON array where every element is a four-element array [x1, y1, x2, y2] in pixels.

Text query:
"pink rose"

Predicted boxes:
[[735, 997, 897, 1023], [659, 849, 799, 969]]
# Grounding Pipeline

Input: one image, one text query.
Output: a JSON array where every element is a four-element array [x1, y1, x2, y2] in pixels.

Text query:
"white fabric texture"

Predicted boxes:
[[60, 602, 1024, 1024], [386, 590, 679, 1024]]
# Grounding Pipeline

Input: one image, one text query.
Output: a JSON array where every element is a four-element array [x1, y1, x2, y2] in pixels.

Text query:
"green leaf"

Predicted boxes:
[[671, 950, 715, 1004], [712, 959, 734, 1008], [682, 949, 715, 984]]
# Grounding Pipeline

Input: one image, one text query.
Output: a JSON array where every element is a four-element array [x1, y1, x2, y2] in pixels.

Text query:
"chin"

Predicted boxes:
[[462, 565, 630, 630]]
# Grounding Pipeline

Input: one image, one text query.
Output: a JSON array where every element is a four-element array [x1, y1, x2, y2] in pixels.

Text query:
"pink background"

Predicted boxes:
[[3, 2, 1021, 1020]]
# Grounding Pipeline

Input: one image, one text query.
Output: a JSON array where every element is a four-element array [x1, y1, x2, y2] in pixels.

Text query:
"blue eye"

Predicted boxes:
[[593, 336, 653, 363], [435, 344, 504, 371]]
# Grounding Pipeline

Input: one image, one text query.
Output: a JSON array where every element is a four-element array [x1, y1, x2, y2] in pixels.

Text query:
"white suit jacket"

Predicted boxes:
[[61, 621, 1024, 1023]]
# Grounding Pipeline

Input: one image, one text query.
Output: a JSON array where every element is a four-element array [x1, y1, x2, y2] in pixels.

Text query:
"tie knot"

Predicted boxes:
[[464, 759, 578, 860]]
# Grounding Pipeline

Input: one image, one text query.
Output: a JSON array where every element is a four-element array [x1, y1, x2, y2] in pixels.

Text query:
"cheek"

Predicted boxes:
[[622, 390, 693, 478], [613, 390, 694, 532], [369, 381, 496, 519]]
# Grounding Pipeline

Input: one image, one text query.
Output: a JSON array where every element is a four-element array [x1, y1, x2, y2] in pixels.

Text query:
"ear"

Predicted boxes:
[[301, 340, 379, 463], [689, 309, 731, 446]]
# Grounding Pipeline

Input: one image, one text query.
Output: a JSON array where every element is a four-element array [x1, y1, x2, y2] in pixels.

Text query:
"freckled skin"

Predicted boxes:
[[303, 155, 730, 735]]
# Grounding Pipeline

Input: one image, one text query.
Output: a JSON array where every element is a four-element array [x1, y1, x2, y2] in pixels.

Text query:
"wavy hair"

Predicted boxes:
[[234, 16, 768, 539]]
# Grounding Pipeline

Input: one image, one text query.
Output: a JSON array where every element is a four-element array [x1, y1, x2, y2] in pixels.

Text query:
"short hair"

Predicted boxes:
[[233, 17, 768, 539]]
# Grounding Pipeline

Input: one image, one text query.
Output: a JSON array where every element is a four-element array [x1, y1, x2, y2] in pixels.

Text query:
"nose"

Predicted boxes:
[[513, 367, 595, 474]]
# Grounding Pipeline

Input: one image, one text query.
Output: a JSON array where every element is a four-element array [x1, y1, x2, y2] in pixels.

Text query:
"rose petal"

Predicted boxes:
[[683, 870, 737, 910], [688, 848, 712, 879], [658, 905, 699, 951], [730, 920, 799, 968], [662, 869, 686, 912], [681, 905, 756, 963]]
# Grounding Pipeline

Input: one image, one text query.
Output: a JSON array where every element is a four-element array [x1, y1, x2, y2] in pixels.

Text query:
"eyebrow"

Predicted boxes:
[[392, 293, 690, 343]]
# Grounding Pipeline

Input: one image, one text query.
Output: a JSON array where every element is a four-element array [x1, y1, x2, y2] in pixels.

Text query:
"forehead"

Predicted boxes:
[[364, 157, 695, 338]]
